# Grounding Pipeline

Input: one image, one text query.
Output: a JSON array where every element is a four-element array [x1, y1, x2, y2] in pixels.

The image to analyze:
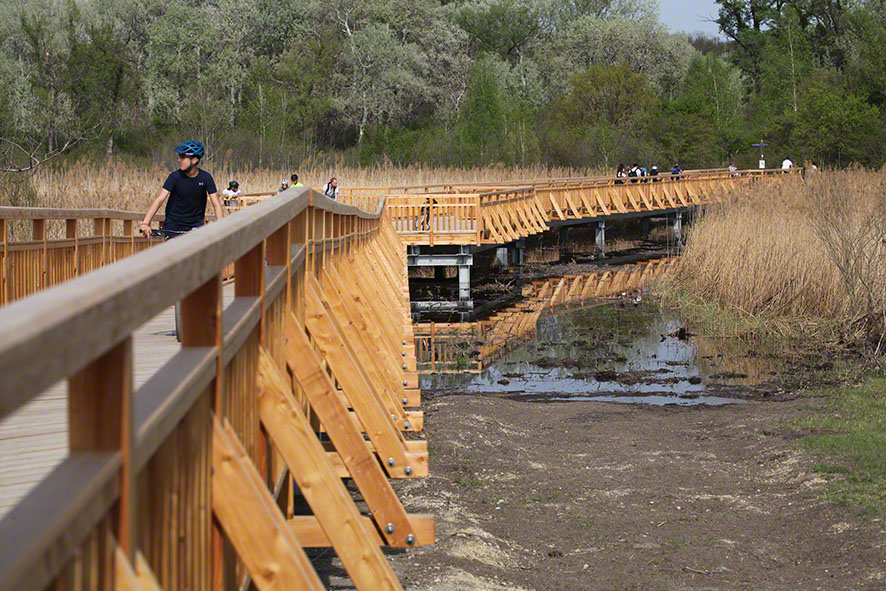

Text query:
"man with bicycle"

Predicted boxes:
[[140, 140, 225, 240]]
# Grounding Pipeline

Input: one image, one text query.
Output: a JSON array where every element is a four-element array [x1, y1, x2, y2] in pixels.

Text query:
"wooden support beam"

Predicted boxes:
[[257, 349, 406, 588], [211, 417, 324, 591], [290, 515, 435, 547]]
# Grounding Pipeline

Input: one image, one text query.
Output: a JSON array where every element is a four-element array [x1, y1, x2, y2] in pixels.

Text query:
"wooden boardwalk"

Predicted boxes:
[[0, 284, 236, 519]]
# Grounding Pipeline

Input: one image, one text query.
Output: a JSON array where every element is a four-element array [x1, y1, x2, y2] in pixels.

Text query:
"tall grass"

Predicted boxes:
[[667, 168, 886, 344], [2, 157, 604, 212]]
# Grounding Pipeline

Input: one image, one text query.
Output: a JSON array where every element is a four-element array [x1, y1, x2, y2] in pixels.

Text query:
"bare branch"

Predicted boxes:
[[0, 128, 93, 174]]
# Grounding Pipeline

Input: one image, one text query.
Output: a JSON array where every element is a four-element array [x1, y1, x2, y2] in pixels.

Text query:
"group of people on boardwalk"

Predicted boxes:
[[615, 163, 682, 184], [139, 140, 343, 242]]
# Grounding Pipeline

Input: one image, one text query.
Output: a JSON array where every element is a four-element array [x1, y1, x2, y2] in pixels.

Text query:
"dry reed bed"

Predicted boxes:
[[670, 169, 886, 341], [0, 159, 603, 241], [14, 159, 603, 212]]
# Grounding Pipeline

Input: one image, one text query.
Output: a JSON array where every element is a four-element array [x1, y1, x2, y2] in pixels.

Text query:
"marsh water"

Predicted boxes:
[[420, 282, 785, 406]]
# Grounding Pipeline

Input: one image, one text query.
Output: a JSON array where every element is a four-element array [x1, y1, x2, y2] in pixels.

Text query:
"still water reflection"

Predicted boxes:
[[421, 301, 782, 406]]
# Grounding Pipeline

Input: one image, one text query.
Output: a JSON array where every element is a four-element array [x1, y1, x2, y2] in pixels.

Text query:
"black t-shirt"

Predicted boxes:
[[162, 169, 217, 231]]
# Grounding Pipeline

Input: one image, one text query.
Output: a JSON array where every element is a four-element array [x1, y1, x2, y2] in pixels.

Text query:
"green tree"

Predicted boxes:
[[457, 54, 507, 164], [543, 63, 657, 167], [791, 71, 880, 166], [334, 23, 431, 144]]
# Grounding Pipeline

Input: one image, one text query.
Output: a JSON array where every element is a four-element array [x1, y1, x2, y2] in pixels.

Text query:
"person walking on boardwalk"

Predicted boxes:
[[140, 140, 224, 240], [222, 180, 242, 206], [279, 179, 290, 193], [290, 173, 304, 187], [781, 157, 794, 170], [323, 177, 339, 199], [671, 162, 683, 180]]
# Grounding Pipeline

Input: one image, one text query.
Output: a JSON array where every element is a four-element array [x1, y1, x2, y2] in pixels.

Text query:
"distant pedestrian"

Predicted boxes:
[[278, 179, 289, 193], [671, 163, 683, 180], [615, 164, 626, 185], [222, 180, 242, 206], [290, 173, 304, 187], [323, 177, 339, 200], [628, 163, 640, 184], [728, 162, 738, 176], [650, 165, 661, 183], [781, 157, 794, 170]]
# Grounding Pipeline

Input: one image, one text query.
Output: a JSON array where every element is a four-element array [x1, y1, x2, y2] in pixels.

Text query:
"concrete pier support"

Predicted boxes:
[[495, 247, 509, 267], [511, 238, 525, 266], [458, 261, 471, 302], [496, 238, 526, 267], [595, 221, 606, 259], [407, 245, 473, 317]]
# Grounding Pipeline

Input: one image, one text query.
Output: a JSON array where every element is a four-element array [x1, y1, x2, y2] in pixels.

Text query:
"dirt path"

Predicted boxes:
[[372, 394, 886, 590]]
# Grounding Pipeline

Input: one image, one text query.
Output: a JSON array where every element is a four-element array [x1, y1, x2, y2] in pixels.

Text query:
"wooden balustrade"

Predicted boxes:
[[0, 186, 431, 591], [0, 208, 159, 305]]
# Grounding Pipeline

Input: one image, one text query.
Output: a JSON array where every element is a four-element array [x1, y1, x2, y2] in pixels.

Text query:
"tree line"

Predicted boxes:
[[0, 0, 884, 171]]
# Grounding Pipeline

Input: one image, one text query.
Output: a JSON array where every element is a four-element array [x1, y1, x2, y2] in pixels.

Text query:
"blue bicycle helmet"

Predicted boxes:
[[173, 140, 205, 159]]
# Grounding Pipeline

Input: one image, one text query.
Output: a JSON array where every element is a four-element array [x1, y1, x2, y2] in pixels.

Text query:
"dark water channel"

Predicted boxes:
[[421, 297, 785, 406]]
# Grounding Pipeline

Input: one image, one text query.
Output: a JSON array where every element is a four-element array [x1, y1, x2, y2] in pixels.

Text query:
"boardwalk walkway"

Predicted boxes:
[[0, 286, 236, 518]]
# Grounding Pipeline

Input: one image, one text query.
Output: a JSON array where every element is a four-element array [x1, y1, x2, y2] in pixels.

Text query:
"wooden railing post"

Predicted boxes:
[[0, 218, 6, 305], [122, 219, 133, 258], [93, 217, 108, 264], [32, 219, 46, 290], [68, 336, 135, 558], [65, 219, 79, 279]]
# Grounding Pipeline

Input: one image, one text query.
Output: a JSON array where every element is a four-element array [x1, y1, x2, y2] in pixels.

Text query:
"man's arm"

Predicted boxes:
[[208, 192, 225, 221], [140, 188, 170, 237]]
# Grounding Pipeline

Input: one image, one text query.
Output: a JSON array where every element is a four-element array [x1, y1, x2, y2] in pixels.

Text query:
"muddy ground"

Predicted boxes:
[[378, 392, 886, 591], [309, 391, 886, 590]]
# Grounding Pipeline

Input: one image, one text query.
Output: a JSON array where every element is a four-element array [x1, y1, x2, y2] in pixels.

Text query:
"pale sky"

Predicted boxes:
[[658, 0, 723, 37]]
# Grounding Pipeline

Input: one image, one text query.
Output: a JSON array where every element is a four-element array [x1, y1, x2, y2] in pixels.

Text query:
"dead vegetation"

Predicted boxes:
[[669, 168, 886, 345]]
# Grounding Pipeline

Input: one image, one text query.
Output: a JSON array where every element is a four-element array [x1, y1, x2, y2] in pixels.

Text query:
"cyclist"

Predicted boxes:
[[278, 179, 290, 193], [140, 140, 224, 240], [222, 180, 242, 205]]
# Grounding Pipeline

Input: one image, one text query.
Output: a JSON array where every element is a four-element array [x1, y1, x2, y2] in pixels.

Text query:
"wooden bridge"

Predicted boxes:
[[0, 167, 802, 590], [0, 189, 429, 591], [338, 168, 801, 247]]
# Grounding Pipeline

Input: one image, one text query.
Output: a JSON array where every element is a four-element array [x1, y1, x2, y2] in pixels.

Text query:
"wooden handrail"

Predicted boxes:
[[0, 187, 377, 417]]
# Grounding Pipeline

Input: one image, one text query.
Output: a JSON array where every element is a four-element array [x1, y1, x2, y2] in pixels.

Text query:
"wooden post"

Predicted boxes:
[[33, 219, 46, 290], [65, 219, 79, 279], [94, 217, 106, 264], [123, 220, 133, 258], [0, 218, 6, 305], [179, 275, 223, 591], [68, 337, 135, 559], [235, 242, 265, 341]]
